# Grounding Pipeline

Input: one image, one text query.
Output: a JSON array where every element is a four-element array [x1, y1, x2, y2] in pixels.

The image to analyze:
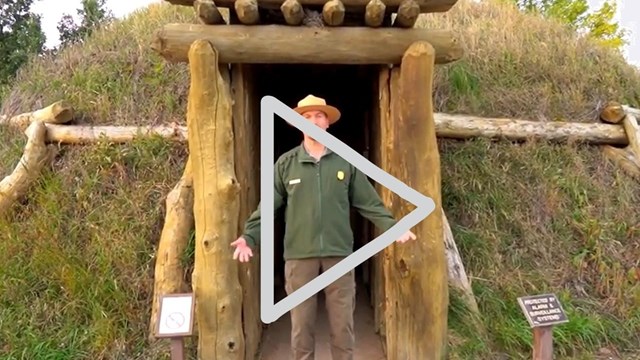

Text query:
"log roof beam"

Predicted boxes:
[[151, 24, 464, 64]]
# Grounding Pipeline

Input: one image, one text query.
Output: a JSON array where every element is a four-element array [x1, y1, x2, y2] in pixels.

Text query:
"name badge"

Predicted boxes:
[[289, 178, 301, 185]]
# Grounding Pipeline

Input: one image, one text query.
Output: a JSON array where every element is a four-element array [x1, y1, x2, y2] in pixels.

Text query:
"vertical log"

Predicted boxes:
[[385, 41, 448, 359], [281, 0, 304, 25], [393, 0, 419, 28], [187, 39, 244, 360], [372, 65, 392, 341], [149, 157, 194, 341], [195, 0, 225, 24], [231, 64, 262, 360], [234, 0, 260, 24], [364, 0, 386, 27], [322, 0, 345, 26]]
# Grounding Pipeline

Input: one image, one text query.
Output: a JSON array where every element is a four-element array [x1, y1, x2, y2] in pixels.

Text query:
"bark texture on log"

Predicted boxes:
[[600, 101, 625, 124], [0, 100, 73, 131], [165, 0, 457, 13], [622, 105, 640, 118], [435, 113, 629, 145], [0, 122, 55, 219], [384, 42, 448, 360], [149, 157, 194, 341], [364, 0, 386, 27], [230, 64, 262, 360], [187, 39, 244, 360], [195, 0, 225, 24], [601, 145, 640, 181], [151, 24, 464, 65]]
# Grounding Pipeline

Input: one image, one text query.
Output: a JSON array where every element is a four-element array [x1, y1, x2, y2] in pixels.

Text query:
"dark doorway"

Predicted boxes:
[[250, 64, 386, 359]]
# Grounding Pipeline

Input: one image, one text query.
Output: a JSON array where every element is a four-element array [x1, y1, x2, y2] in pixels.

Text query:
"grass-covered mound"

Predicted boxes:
[[0, 1, 639, 359]]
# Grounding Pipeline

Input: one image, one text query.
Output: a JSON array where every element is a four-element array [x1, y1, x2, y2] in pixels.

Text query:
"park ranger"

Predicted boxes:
[[231, 94, 416, 360]]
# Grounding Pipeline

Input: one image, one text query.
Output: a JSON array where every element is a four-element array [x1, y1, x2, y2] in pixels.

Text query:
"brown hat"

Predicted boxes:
[[293, 94, 341, 124]]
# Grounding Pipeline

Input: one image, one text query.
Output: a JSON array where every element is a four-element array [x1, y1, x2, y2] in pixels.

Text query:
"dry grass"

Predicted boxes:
[[0, 0, 639, 359]]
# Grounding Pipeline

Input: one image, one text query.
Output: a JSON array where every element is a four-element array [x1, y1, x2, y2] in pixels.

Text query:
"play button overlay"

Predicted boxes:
[[259, 95, 435, 324]]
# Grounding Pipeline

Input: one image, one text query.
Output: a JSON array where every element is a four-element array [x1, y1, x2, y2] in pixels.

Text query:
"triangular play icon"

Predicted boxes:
[[259, 95, 435, 324]]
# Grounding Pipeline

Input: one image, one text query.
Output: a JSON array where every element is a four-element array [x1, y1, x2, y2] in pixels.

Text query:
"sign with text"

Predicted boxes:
[[156, 293, 195, 338], [517, 293, 569, 328]]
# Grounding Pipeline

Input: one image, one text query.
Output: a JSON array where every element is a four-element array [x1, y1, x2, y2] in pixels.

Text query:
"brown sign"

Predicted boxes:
[[517, 293, 569, 328]]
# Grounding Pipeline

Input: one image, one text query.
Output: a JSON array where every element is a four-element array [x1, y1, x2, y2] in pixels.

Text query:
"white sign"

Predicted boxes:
[[156, 293, 194, 337]]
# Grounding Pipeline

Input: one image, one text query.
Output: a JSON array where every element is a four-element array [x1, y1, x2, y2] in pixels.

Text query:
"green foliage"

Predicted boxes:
[[0, 0, 45, 87], [57, 0, 114, 47], [509, 0, 627, 50]]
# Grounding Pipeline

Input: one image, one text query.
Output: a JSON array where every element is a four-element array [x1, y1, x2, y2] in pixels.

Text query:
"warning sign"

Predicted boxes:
[[156, 293, 194, 337]]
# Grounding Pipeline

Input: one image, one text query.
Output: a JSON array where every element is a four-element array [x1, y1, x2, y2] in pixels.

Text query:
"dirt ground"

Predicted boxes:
[[258, 284, 386, 360]]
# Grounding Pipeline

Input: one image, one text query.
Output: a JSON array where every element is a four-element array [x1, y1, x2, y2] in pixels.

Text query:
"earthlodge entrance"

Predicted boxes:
[[151, 0, 464, 358], [250, 63, 383, 358]]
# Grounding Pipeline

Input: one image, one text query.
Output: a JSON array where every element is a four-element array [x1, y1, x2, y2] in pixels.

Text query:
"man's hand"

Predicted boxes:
[[396, 230, 417, 243], [231, 236, 254, 262]]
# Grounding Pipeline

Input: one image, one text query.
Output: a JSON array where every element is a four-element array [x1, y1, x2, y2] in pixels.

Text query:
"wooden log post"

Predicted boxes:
[[0, 121, 56, 219], [280, 0, 304, 25], [601, 145, 640, 180], [393, 0, 419, 28], [234, 0, 260, 24], [385, 41, 448, 359], [364, 0, 386, 27], [186, 39, 244, 360], [621, 114, 640, 157], [323, 0, 345, 26], [151, 24, 464, 65], [195, 0, 225, 24], [230, 64, 262, 360], [149, 157, 195, 341], [599, 101, 626, 124], [0, 100, 73, 131]]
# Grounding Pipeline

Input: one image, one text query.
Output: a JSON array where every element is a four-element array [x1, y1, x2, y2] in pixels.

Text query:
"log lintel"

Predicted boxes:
[[151, 23, 464, 65]]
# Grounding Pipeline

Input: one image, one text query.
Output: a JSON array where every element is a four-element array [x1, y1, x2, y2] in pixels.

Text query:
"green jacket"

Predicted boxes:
[[242, 143, 397, 260]]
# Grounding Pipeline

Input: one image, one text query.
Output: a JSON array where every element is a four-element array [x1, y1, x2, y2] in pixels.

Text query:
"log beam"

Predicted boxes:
[[164, 0, 457, 13], [280, 0, 304, 25], [187, 39, 244, 359], [29, 114, 632, 145], [385, 41, 448, 360], [0, 100, 73, 131], [151, 24, 464, 65], [393, 0, 419, 28], [234, 0, 260, 24], [601, 145, 640, 181], [149, 157, 194, 341], [0, 122, 56, 219], [195, 0, 225, 24], [322, 0, 345, 26], [364, 0, 386, 27]]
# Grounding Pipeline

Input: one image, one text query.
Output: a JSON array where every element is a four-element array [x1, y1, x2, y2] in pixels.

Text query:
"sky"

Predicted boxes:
[[30, 0, 639, 66]]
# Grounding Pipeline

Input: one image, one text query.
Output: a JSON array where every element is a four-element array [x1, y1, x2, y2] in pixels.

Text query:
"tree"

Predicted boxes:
[[57, 0, 114, 47], [0, 0, 46, 87], [509, 0, 627, 50]]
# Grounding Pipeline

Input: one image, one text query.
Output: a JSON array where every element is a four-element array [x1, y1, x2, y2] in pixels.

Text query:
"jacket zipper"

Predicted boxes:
[[317, 162, 323, 252]]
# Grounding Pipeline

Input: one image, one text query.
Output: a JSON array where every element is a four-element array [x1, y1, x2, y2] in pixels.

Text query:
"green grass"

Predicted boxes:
[[1, 0, 639, 358]]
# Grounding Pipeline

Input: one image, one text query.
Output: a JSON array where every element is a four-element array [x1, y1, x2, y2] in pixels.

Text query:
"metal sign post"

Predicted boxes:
[[155, 293, 195, 360]]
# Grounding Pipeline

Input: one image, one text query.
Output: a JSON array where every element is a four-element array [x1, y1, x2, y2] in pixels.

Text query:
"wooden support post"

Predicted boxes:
[[622, 114, 640, 156], [393, 0, 419, 28], [195, 0, 225, 24], [384, 41, 448, 359], [149, 157, 194, 341], [323, 0, 345, 26], [364, 0, 386, 27], [281, 0, 304, 25], [533, 326, 554, 360], [186, 39, 244, 360], [234, 0, 260, 24]]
